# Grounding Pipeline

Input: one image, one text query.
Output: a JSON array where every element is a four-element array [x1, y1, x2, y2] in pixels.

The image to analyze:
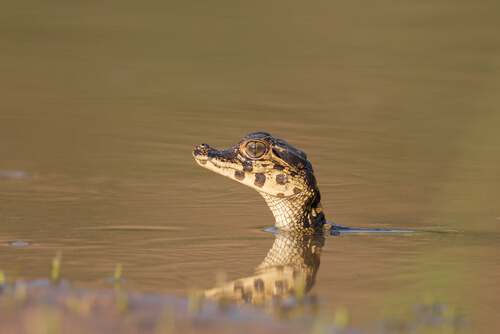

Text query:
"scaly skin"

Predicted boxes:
[[193, 131, 332, 232]]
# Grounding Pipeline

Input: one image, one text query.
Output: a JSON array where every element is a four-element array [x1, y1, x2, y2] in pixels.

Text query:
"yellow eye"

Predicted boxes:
[[245, 141, 267, 158]]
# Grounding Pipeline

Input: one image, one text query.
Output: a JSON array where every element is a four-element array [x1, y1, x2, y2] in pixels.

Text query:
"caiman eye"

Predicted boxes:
[[245, 141, 267, 159]]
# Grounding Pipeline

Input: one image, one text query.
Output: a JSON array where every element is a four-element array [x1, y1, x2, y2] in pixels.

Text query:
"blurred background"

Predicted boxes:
[[1, 1, 499, 332]]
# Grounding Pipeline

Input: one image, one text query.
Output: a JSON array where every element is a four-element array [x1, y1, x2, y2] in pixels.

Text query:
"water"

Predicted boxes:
[[1, 1, 499, 332]]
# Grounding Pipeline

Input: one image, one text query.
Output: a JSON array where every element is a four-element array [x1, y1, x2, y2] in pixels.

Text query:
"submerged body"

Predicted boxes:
[[193, 131, 335, 232]]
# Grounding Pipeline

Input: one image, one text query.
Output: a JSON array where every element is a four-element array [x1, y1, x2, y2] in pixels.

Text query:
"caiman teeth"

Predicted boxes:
[[205, 158, 234, 170], [193, 154, 209, 165], [195, 156, 227, 169]]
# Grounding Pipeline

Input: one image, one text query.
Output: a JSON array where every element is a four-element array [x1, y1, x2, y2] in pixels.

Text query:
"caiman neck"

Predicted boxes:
[[259, 186, 325, 232]]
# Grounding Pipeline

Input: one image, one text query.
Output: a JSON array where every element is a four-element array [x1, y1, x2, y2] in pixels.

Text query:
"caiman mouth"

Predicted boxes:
[[192, 143, 246, 179], [193, 154, 208, 165]]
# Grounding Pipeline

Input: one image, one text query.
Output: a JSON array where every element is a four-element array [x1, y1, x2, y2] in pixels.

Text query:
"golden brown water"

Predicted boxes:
[[1, 1, 499, 332]]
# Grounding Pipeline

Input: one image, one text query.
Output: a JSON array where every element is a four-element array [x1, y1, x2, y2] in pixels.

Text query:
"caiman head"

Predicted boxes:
[[193, 131, 326, 231]]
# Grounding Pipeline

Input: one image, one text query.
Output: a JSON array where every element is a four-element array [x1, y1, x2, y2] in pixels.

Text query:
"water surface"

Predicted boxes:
[[1, 1, 499, 332]]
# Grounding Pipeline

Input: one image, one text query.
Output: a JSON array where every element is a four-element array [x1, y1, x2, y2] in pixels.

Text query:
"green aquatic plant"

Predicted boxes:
[[333, 307, 349, 329], [111, 263, 124, 291], [187, 289, 202, 316], [50, 252, 62, 284], [113, 263, 123, 281], [294, 273, 306, 303], [115, 292, 130, 314]]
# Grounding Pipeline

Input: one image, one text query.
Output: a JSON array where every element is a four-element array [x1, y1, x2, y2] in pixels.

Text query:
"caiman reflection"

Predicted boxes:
[[204, 230, 324, 304]]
